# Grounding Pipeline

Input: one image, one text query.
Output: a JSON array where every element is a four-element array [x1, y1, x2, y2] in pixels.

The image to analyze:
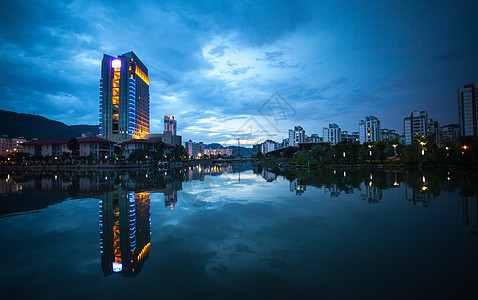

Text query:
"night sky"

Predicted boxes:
[[0, 0, 477, 146]]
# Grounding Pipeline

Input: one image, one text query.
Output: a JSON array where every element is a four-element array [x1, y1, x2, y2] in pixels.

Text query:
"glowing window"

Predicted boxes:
[[114, 72, 121, 80], [113, 80, 119, 88], [112, 97, 119, 104], [113, 88, 119, 96]]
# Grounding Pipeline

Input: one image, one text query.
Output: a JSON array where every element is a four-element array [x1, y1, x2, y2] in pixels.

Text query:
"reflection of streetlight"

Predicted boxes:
[[342, 152, 346, 158]]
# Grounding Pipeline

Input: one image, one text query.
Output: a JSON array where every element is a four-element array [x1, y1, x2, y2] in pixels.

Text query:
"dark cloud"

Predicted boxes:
[[0, 0, 477, 141]]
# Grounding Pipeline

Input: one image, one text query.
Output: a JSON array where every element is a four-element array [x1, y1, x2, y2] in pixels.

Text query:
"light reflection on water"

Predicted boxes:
[[0, 164, 477, 299]]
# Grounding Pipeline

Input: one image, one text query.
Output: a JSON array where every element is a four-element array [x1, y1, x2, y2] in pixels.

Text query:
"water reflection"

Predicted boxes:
[[1, 165, 478, 281], [99, 190, 151, 277]]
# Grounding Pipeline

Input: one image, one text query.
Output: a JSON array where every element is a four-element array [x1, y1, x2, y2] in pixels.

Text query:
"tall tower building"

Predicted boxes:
[[99, 51, 150, 142], [164, 115, 177, 135], [359, 116, 381, 144], [458, 83, 477, 137]]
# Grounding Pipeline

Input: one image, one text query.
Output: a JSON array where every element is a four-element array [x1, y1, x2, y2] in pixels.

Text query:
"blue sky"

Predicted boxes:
[[0, 0, 477, 146]]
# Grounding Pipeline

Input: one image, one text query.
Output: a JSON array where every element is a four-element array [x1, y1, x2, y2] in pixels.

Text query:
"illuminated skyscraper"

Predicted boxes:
[[99, 190, 151, 277], [164, 115, 177, 135], [99, 51, 150, 142]]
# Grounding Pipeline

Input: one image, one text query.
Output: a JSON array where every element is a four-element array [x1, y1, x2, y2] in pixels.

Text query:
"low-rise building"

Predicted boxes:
[[185, 140, 204, 158], [23, 139, 70, 157], [0, 137, 27, 156], [204, 148, 233, 157], [121, 139, 156, 159], [78, 137, 115, 159]]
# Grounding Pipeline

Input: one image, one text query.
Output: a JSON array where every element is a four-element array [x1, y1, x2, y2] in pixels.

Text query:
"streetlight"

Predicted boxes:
[[420, 141, 426, 156], [445, 146, 450, 157], [368, 145, 372, 158], [392, 144, 398, 156]]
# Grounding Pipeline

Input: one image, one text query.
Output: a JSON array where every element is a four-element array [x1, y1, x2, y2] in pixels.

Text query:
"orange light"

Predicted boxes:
[[463, 145, 468, 150], [135, 65, 149, 85], [169, 115, 174, 120]]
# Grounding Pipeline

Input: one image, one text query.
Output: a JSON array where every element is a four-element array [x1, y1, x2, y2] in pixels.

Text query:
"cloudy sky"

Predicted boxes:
[[0, 0, 477, 146]]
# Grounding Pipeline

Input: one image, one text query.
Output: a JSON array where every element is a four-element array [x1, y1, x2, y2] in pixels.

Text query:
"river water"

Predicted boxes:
[[1, 164, 477, 299]]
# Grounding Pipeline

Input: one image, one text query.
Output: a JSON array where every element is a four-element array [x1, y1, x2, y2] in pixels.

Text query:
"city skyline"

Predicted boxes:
[[0, 0, 477, 146]]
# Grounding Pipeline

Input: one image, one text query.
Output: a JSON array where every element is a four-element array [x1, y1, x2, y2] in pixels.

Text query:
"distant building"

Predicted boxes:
[[306, 134, 323, 143], [0, 137, 27, 156], [252, 144, 262, 155], [289, 126, 305, 147], [341, 131, 359, 143], [99, 51, 150, 142], [359, 116, 381, 144], [204, 148, 233, 157], [121, 139, 156, 159], [323, 124, 341, 145], [458, 83, 477, 137], [164, 115, 177, 135], [403, 111, 438, 145], [440, 124, 460, 145], [261, 140, 277, 154], [145, 131, 182, 147], [380, 129, 399, 142], [185, 140, 204, 157]]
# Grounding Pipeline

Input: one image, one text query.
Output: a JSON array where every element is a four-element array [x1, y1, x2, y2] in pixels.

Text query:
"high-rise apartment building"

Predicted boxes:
[[458, 83, 477, 137], [99, 51, 150, 142], [359, 116, 381, 144], [164, 115, 177, 135], [323, 123, 341, 145], [403, 111, 436, 145], [440, 124, 460, 145], [289, 126, 305, 147]]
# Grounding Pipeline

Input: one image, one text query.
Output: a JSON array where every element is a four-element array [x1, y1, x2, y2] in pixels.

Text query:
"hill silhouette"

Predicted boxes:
[[0, 110, 98, 140]]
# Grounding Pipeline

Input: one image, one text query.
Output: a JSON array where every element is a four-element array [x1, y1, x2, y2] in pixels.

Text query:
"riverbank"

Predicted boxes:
[[0, 157, 260, 171], [262, 158, 478, 170]]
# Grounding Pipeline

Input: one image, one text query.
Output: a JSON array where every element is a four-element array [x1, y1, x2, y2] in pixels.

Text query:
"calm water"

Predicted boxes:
[[1, 165, 477, 299]]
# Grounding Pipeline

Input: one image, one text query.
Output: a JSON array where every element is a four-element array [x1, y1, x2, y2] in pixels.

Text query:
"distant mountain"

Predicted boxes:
[[205, 143, 253, 157], [0, 110, 99, 140]]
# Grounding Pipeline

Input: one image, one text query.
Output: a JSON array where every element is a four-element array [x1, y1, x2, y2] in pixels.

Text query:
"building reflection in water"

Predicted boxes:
[[463, 195, 478, 234], [99, 190, 151, 277], [290, 179, 306, 195]]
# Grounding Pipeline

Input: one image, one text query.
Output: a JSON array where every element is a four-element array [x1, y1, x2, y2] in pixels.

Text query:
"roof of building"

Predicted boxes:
[[78, 136, 115, 143], [121, 139, 156, 145], [23, 139, 66, 145]]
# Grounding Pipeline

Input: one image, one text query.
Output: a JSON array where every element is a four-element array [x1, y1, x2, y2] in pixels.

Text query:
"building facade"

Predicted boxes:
[[204, 148, 233, 157], [261, 140, 277, 154], [289, 126, 305, 147], [380, 129, 399, 142], [458, 83, 477, 137], [185, 140, 204, 157], [121, 139, 156, 159], [359, 116, 381, 144], [323, 124, 341, 145], [164, 115, 177, 135], [99, 51, 150, 142], [440, 124, 460, 145], [340, 131, 359, 143], [403, 111, 435, 145]]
